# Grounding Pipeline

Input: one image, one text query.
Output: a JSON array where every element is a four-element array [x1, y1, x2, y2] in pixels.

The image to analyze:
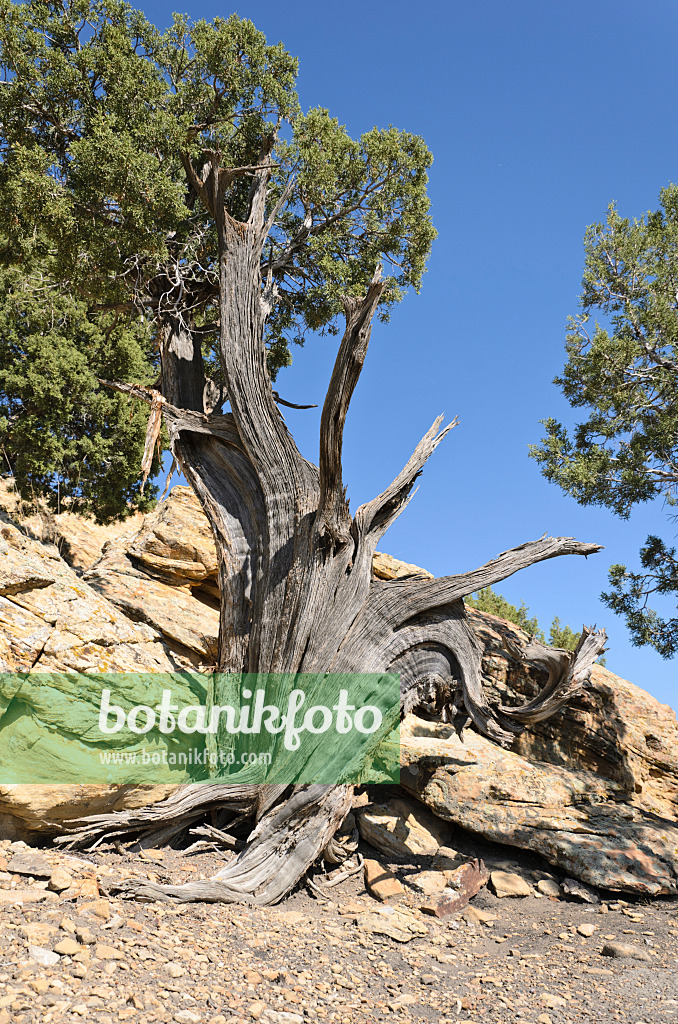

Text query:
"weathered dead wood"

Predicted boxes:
[[83, 156, 608, 904], [317, 267, 386, 544], [109, 785, 353, 905]]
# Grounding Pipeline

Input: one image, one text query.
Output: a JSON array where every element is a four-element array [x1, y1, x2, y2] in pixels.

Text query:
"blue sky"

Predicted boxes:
[[150, 0, 678, 705]]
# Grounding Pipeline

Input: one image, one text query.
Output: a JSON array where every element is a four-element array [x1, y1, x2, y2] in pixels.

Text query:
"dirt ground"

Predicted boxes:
[[0, 801, 676, 1024]]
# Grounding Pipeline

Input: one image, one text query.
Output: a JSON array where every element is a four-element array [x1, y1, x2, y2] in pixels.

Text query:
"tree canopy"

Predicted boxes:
[[0, 0, 434, 520], [531, 187, 678, 657]]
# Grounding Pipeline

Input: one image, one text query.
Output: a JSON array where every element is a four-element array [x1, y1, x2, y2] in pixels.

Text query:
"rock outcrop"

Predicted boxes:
[[396, 720, 678, 895], [1, 478, 677, 896], [468, 610, 678, 821]]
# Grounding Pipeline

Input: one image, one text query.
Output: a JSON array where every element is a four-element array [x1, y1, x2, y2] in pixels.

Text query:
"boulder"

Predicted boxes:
[[398, 719, 678, 895], [0, 503, 198, 838], [85, 486, 220, 662], [357, 796, 452, 861]]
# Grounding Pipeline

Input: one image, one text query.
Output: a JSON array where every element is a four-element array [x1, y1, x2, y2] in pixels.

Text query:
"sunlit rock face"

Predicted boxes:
[[1, 481, 677, 896]]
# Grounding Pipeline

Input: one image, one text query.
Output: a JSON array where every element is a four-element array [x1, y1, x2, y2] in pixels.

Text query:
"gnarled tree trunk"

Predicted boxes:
[[74, 150, 607, 904]]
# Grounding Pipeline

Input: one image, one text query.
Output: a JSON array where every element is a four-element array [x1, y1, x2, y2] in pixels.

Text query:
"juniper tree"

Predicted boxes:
[[532, 190, 678, 658], [0, 0, 606, 904]]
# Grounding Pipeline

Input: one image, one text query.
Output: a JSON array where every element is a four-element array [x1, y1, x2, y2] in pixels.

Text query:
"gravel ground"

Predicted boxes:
[[0, 823, 676, 1024]]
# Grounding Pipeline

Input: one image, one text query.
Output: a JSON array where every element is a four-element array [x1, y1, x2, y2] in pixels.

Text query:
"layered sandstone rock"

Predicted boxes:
[[1, 479, 677, 897], [396, 719, 678, 895], [0, 496, 201, 837], [0, 478, 143, 574]]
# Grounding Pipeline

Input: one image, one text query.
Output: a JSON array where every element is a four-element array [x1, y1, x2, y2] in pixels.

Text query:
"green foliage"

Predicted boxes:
[[0, 272, 160, 521], [604, 538, 678, 658], [0, 0, 435, 515], [466, 587, 605, 663], [548, 616, 579, 652], [466, 586, 545, 640], [530, 187, 678, 658]]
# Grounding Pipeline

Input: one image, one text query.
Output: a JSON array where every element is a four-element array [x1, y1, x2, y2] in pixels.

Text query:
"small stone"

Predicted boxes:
[[540, 993, 567, 1009], [0, 887, 48, 903], [81, 899, 110, 920], [61, 875, 99, 900], [537, 1016, 553, 1024], [364, 859, 404, 902], [490, 871, 532, 898], [408, 870, 447, 896], [248, 1001, 266, 1020], [20, 922, 58, 944], [536, 878, 560, 898], [48, 867, 73, 892], [54, 938, 80, 956], [28, 944, 60, 967], [174, 1013, 201, 1024], [60, 917, 76, 933], [560, 877, 600, 904], [601, 941, 652, 962], [28, 977, 51, 995], [75, 927, 96, 945], [277, 911, 306, 925], [94, 943, 124, 960], [577, 922, 596, 937], [431, 846, 461, 871], [168, 963, 186, 978], [462, 906, 496, 927]]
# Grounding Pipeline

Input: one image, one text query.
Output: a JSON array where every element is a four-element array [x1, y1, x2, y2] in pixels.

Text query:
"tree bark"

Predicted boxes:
[[83, 155, 607, 904]]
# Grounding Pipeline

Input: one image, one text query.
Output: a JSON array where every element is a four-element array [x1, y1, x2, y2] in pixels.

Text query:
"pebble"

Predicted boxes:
[[540, 992, 568, 1009], [54, 938, 80, 956], [48, 867, 73, 892], [601, 941, 652, 962], [462, 906, 496, 926], [174, 1012, 202, 1024], [28, 944, 60, 967], [536, 878, 561, 898], [577, 922, 596, 937], [95, 943, 125, 960]]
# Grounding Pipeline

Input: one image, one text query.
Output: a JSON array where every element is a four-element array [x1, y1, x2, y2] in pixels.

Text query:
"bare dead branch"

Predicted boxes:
[[316, 268, 385, 544], [354, 415, 457, 543], [389, 534, 604, 620]]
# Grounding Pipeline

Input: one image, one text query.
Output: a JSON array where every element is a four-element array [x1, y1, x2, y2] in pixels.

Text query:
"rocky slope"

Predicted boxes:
[[1, 480, 678, 895]]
